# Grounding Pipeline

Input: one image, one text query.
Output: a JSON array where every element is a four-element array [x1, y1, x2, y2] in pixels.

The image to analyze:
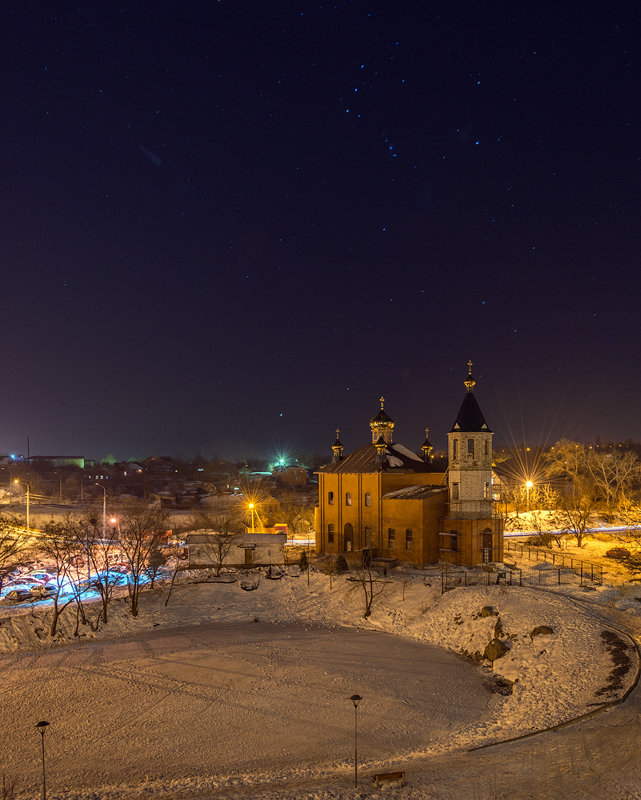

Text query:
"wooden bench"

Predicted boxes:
[[372, 770, 405, 786]]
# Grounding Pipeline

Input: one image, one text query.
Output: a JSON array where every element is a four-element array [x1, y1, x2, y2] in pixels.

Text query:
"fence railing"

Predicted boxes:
[[505, 540, 603, 585], [441, 562, 602, 594]]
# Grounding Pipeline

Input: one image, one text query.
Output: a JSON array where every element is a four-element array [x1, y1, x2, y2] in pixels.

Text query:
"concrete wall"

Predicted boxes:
[[187, 532, 287, 568]]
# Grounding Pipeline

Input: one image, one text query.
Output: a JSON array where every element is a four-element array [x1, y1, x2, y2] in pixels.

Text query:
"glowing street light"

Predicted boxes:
[[349, 694, 362, 787], [13, 480, 30, 534], [525, 480, 533, 512], [248, 502, 255, 534], [35, 720, 50, 800]]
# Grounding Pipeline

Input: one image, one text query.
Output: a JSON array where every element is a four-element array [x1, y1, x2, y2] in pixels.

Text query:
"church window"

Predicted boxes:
[[405, 529, 413, 550], [483, 481, 490, 500], [328, 524, 335, 543], [364, 492, 371, 507], [387, 528, 396, 548], [467, 438, 475, 457], [345, 491, 352, 506], [452, 482, 459, 500], [453, 439, 458, 460], [484, 439, 489, 458], [328, 491, 334, 505]]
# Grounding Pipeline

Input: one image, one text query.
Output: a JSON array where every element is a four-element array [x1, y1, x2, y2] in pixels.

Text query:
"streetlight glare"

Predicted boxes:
[[526, 481, 533, 488]]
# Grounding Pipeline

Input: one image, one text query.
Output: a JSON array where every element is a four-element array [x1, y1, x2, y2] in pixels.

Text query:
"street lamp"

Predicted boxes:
[[249, 502, 255, 534], [35, 720, 50, 800], [14, 480, 30, 534], [525, 480, 533, 513], [95, 483, 106, 539], [349, 694, 362, 788]]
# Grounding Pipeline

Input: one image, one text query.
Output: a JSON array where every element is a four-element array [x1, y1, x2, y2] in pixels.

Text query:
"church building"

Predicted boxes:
[[314, 364, 503, 567]]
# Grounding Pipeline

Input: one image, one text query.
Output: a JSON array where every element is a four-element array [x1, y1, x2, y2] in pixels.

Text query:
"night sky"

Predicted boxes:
[[3, 2, 641, 461]]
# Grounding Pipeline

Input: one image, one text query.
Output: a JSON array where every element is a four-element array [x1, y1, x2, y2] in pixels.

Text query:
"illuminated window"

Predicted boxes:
[[387, 528, 395, 548], [328, 491, 334, 505], [452, 482, 459, 500], [328, 524, 335, 543], [345, 492, 352, 506], [405, 529, 413, 550], [467, 439, 474, 457], [364, 492, 371, 506]]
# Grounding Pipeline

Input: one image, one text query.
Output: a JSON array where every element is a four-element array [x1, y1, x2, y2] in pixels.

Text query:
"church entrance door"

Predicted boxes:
[[481, 531, 493, 563], [344, 523, 354, 552]]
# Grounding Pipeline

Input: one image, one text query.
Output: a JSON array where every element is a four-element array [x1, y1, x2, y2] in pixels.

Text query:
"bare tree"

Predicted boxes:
[[545, 441, 599, 546], [276, 493, 315, 534], [586, 448, 640, 519], [147, 546, 167, 587], [188, 512, 241, 576], [346, 555, 390, 618], [554, 477, 598, 547], [0, 516, 33, 594], [116, 503, 170, 616], [39, 521, 85, 636], [71, 516, 123, 627]]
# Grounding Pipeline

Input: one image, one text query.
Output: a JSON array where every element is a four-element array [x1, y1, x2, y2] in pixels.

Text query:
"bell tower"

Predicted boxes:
[[447, 361, 493, 517]]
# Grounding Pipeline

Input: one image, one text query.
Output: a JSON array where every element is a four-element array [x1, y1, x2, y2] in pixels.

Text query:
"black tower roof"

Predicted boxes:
[[450, 391, 491, 432], [450, 361, 492, 432]]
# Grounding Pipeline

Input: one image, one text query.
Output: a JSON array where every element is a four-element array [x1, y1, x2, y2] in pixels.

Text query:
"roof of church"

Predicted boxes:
[[382, 485, 446, 500], [370, 408, 394, 423], [450, 391, 491, 433], [321, 442, 441, 474]]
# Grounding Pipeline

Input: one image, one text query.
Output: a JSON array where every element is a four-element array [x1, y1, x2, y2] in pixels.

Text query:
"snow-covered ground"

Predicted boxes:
[[1, 566, 640, 799]]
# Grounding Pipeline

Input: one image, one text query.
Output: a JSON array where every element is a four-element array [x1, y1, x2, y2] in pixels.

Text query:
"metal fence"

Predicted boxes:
[[505, 540, 603, 585], [441, 562, 602, 594]]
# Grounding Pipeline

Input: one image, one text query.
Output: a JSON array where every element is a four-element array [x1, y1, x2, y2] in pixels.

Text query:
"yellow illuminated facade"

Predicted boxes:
[[315, 367, 504, 567]]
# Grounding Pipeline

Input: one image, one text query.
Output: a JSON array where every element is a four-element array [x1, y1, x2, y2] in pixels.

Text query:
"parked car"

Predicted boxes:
[[3, 584, 36, 602], [30, 579, 74, 599], [29, 582, 58, 599], [9, 576, 45, 587], [25, 571, 55, 583]]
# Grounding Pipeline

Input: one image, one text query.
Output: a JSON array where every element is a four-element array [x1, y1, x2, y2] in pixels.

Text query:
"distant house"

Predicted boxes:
[[273, 466, 308, 486], [186, 532, 287, 567], [144, 456, 178, 474]]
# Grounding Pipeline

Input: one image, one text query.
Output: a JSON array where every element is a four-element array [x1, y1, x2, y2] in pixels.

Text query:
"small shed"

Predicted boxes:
[[186, 532, 287, 568]]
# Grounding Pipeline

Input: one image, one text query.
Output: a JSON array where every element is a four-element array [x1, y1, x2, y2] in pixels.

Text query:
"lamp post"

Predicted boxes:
[[95, 483, 106, 539], [35, 720, 50, 800], [14, 480, 30, 534], [526, 480, 533, 513], [349, 694, 362, 787], [249, 502, 255, 534]]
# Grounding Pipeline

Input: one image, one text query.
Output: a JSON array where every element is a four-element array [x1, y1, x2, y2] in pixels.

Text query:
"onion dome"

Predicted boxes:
[[421, 427, 434, 460], [370, 396, 395, 444], [464, 359, 476, 393], [331, 428, 344, 463]]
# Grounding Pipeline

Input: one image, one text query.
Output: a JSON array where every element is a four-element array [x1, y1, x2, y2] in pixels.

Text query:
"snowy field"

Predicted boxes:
[[1, 567, 641, 799]]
